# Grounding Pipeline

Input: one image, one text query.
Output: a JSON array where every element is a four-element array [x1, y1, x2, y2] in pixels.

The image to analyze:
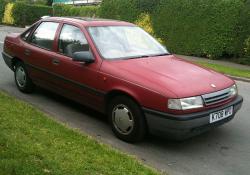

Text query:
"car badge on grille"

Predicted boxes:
[[211, 84, 216, 88]]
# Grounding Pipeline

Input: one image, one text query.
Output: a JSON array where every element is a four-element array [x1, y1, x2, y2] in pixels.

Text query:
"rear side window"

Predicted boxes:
[[58, 24, 89, 58], [30, 22, 59, 50], [21, 25, 36, 41]]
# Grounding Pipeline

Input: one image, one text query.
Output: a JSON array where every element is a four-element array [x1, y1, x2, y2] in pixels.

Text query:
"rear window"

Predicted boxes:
[[30, 22, 59, 50]]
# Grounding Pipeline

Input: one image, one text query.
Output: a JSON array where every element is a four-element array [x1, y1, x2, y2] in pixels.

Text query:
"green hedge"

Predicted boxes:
[[53, 4, 99, 17], [243, 37, 250, 57], [235, 0, 250, 57], [3, 2, 52, 26], [152, 0, 243, 58], [98, 0, 140, 22], [138, 0, 160, 13], [13, 2, 52, 26], [98, 0, 248, 59]]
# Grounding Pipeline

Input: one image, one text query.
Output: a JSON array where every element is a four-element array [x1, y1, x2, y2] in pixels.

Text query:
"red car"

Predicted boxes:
[[2, 17, 243, 142]]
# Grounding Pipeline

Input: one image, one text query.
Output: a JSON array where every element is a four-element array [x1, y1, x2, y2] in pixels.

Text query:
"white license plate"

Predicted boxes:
[[209, 106, 233, 123]]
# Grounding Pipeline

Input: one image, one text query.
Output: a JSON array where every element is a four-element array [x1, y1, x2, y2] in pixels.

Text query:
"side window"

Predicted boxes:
[[21, 27, 33, 41], [21, 22, 39, 41], [30, 22, 59, 50], [58, 24, 89, 58]]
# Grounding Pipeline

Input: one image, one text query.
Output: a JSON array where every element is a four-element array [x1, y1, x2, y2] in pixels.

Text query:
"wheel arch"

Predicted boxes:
[[11, 57, 23, 70], [105, 89, 142, 113]]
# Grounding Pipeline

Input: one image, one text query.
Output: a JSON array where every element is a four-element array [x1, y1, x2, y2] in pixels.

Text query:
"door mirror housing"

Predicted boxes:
[[72, 51, 94, 64]]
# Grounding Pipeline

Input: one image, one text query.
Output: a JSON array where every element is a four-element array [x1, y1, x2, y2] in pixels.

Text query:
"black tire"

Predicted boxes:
[[14, 61, 35, 93], [108, 96, 147, 143]]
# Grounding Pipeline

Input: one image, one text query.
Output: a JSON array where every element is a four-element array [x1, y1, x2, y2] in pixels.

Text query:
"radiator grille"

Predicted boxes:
[[202, 88, 232, 106]]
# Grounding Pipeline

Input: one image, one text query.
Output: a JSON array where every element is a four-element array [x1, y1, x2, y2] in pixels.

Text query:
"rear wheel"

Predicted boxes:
[[108, 96, 147, 143], [14, 61, 35, 93]]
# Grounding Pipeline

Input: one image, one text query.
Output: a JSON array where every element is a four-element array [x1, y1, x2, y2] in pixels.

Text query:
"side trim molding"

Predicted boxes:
[[25, 63, 106, 97]]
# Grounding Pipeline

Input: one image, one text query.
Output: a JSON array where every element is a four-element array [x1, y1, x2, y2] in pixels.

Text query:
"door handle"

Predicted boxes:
[[24, 49, 31, 56], [52, 58, 60, 65]]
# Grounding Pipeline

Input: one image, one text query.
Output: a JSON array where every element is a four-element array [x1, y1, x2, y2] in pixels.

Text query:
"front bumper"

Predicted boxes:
[[143, 95, 243, 140]]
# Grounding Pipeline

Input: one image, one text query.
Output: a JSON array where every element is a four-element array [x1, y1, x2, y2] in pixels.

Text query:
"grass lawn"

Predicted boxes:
[[0, 91, 160, 175], [195, 61, 250, 79]]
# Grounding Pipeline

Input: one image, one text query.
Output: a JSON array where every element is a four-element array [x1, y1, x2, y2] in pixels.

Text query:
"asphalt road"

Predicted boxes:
[[1, 25, 250, 175]]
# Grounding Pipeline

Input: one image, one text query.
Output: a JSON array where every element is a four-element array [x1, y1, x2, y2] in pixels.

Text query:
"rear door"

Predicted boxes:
[[51, 23, 104, 110], [24, 21, 60, 87]]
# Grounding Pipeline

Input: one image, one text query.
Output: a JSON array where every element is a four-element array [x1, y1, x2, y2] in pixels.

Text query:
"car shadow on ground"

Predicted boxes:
[[32, 86, 229, 152], [35, 86, 108, 122]]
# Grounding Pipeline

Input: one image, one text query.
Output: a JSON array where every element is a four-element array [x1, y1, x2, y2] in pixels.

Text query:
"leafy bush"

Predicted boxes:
[[135, 13, 153, 35], [135, 13, 163, 44], [53, 4, 99, 17], [152, 0, 243, 58], [98, 0, 140, 22], [3, 2, 52, 26], [2, 2, 14, 24], [0, 0, 9, 23]]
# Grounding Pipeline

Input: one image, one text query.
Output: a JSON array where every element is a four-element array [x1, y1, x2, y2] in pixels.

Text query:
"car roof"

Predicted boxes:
[[41, 16, 135, 27]]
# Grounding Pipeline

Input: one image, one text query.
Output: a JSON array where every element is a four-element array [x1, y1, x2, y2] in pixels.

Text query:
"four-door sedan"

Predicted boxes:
[[2, 17, 243, 142]]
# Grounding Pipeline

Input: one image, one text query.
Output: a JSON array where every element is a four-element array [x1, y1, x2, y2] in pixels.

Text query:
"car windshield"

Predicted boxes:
[[88, 26, 169, 60]]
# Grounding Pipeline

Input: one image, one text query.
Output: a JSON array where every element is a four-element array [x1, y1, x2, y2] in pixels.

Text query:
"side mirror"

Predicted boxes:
[[72, 51, 94, 64]]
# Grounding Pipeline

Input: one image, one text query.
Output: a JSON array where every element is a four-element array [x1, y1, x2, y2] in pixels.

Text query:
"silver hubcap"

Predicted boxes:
[[112, 104, 134, 135], [16, 66, 26, 88]]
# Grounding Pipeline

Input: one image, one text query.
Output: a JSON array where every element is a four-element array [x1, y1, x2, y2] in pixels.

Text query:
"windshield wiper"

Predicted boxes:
[[126, 55, 150, 60], [136, 55, 151, 58], [153, 53, 171, 57], [134, 53, 171, 58], [126, 53, 170, 60]]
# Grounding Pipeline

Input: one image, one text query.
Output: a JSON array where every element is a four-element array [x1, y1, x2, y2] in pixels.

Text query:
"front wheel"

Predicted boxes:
[[108, 96, 147, 143], [14, 61, 35, 93]]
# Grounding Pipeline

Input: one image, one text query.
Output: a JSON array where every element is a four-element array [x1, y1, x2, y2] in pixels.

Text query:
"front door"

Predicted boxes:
[[51, 24, 104, 110]]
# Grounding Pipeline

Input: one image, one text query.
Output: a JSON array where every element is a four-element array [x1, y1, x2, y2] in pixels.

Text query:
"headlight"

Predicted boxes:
[[229, 84, 237, 97], [168, 96, 204, 110]]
